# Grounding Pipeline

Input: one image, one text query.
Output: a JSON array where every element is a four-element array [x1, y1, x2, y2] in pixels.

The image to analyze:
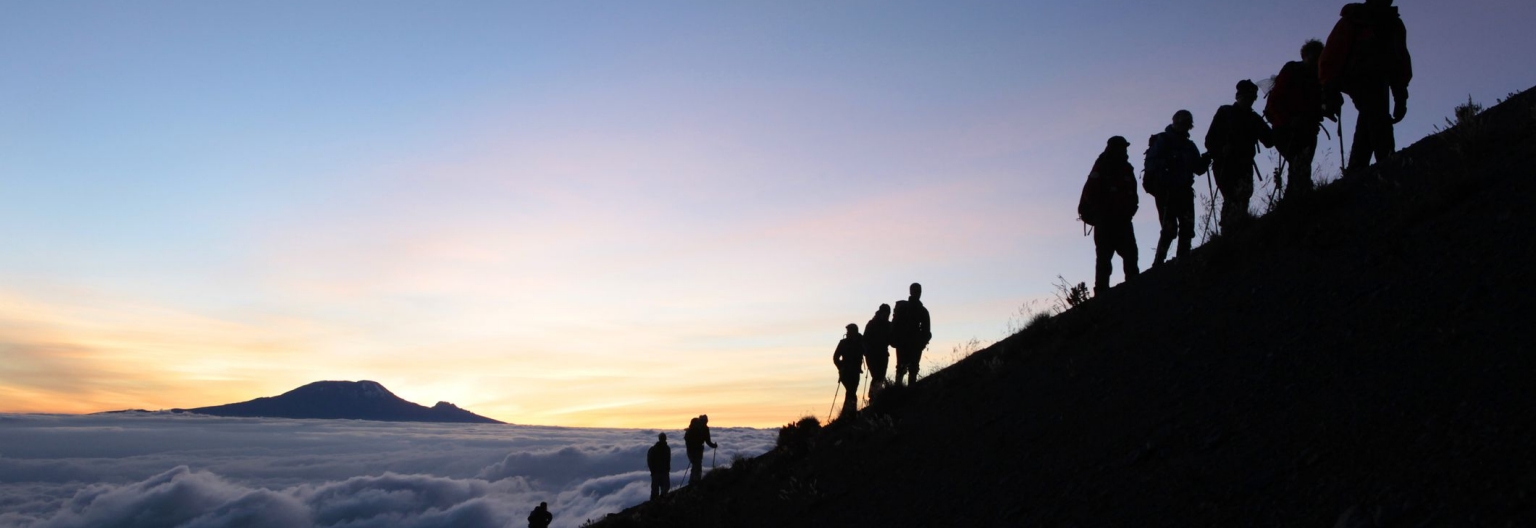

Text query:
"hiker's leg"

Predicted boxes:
[[1176, 190, 1195, 257], [1214, 161, 1241, 231], [1233, 168, 1253, 222], [1093, 226, 1113, 294], [908, 351, 921, 384], [1118, 220, 1139, 280], [1153, 195, 1175, 265], [1288, 133, 1317, 197], [841, 380, 858, 417], [1350, 85, 1391, 170]]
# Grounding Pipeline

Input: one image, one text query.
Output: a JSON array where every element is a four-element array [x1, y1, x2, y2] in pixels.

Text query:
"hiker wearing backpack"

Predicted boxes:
[[862, 304, 892, 399], [891, 283, 931, 386], [683, 415, 717, 484], [526, 502, 553, 528], [833, 323, 864, 419], [1320, 0, 1412, 173], [647, 432, 671, 500], [1144, 110, 1209, 266], [1206, 80, 1274, 232], [1266, 39, 1329, 199], [1078, 136, 1140, 295]]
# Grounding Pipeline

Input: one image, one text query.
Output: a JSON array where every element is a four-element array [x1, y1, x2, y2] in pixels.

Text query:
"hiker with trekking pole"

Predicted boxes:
[[1320, 0, 1412, 175], [683, 415, 717, 485], [1206, 80, 1275, 233], [832, 323, 864, 421], [1143, 110, 1210, 267], [1265, 39, 1329, 202]]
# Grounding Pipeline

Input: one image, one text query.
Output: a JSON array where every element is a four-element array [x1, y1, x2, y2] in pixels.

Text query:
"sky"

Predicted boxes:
[[2, 1, 1534, 428], [0, 413, 775, 527]]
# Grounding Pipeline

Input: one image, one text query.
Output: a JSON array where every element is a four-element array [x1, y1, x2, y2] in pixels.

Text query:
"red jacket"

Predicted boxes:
[[1319, 2, 1412, 96], [1265, 60, 1324, 129]]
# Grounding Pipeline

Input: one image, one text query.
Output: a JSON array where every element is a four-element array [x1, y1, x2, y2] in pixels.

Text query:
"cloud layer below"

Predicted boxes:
[[0, 413, 774, 528]]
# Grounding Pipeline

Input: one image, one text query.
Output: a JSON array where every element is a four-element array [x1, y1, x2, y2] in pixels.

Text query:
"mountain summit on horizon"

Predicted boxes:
[[181, 380, 504, 424]]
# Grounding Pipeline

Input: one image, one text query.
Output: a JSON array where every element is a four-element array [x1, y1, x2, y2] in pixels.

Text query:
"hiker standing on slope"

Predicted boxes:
[[527, 502, 553, 528], [833, 323, 864, 419], [1144, 110, 1210, 267], [683, 415, 717, 484], [1320, 0, 1412, 173], [1266, 39, 1329, 200], [891, 283, 932, 386], [1078, 136, 1141, 295], [863, 304, 892, 399], [647, 432, 671, 500], [1206, 80, 1275, 232]]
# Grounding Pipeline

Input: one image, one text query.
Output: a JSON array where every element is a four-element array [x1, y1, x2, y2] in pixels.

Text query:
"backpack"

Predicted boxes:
[[1320, 4, 1411, 95], [1077, 178, 1101, 227], [1143, 133, 1170, 196], [684, 419, 700, 444]]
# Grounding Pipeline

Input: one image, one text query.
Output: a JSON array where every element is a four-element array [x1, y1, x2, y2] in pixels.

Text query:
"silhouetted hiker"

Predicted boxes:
[[1145, 110, 1209, 266], [647, 432, 670, 500], [1266, 39, 1328, 199], [833, 323, 864, 419], [891, 283, 931, 386], [1079, 136, 1141, 295], [683, 415, 716, 484], [1206, 80, 1274, 231], [1321, 0, 1412, 173], [863, 304, 892, 399], [527, 502, 552, 528]]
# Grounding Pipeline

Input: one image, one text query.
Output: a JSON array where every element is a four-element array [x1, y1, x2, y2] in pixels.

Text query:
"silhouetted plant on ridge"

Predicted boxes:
[[775, 416, 821, 454]]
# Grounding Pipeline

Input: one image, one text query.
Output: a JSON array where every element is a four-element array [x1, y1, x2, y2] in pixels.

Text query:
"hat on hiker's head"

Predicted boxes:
[[1236, 79, 1259, 96], [658, 432, 667, 441], [1173, 109, 1193, 122], [1107, 136, 1130, 148], [846, 323, 859, 332]]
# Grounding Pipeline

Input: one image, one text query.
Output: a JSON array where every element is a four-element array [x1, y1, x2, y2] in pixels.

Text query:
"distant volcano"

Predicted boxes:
[[180, 380, 503, 424]]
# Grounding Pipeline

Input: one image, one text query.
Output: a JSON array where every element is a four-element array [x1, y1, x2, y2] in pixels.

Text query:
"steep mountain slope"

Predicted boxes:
[[183, 380, 503, 424], [595, 87, 1536, 526]]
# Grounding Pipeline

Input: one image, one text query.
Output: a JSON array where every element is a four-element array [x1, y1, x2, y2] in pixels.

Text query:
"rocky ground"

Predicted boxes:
[[591, 86, 1536, 527]]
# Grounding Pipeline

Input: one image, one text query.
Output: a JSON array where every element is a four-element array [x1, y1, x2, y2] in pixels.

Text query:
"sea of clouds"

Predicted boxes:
[[0, 413, 774, 528]]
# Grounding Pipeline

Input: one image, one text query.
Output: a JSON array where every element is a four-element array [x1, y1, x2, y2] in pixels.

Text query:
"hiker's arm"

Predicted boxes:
[[1257, 115, 1274, 148], [1204, 108, 1225, 153], [1391, 86, 1408, 124]]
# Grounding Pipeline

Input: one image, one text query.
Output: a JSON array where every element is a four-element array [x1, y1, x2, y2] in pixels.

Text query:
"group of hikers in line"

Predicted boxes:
[[528, 414, 720, 524], [531, 2, 1413, 524], [833, 282, 933, 420], [646, 414, 719, 500], [1078, 0, 1412, 295]]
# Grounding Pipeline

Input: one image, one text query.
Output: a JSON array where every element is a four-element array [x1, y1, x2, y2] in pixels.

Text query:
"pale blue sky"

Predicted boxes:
[[2, 1, 1533, 426]]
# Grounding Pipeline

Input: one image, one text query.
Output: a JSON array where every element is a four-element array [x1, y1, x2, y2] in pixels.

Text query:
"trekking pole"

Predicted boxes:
[[678, 461, 690, 488], [1337, 117, 1346, 176], [826, 380, 840, 423], [711, 446, 717, 470]]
